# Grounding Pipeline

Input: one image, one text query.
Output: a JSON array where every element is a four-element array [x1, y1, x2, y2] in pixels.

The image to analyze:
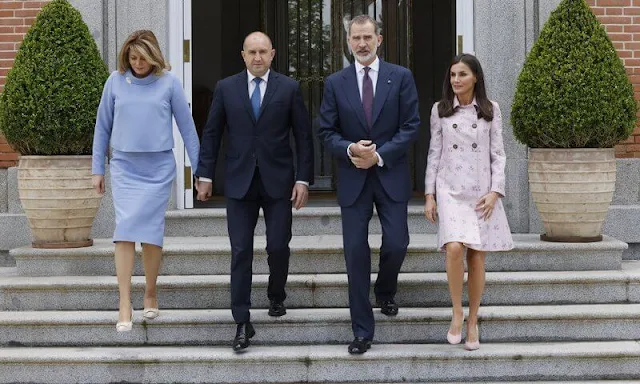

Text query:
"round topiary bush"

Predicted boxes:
[[0, 0, 109, 155], [511, 0, 637, 148]]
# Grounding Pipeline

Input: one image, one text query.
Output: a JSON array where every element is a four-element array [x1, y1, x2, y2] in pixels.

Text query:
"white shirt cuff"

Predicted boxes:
[[376, 152, 384, 167], [200, 178, 307, 186], [347, 143, 354, 158]]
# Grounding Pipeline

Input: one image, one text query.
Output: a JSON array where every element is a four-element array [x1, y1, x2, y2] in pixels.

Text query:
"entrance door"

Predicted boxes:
[[191, 0, 261, 205], [189, 0, 456, 206], [412, 0, 456, 193]]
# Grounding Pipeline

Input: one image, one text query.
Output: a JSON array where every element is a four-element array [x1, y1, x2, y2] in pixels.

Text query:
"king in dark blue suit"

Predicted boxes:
[[318, 15, 420, 354], [195, 32, 314, 352]]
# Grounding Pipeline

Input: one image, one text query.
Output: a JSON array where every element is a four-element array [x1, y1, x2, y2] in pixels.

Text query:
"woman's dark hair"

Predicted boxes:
[[438, 53, 493, 121]]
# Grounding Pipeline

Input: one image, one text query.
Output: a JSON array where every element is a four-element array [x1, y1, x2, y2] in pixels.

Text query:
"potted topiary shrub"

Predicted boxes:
[[0, 0, 109, 248], [511, 0, 637, 242]]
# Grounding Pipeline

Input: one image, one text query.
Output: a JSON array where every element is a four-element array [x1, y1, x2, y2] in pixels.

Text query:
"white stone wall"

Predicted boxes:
[[3, 0, 639, 254], [70, 0, 170, 72], [0, 169, 6, 214]]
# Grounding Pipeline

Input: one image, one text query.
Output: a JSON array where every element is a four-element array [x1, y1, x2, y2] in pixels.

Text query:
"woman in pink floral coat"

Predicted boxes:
[[424, 54, 513, 351]]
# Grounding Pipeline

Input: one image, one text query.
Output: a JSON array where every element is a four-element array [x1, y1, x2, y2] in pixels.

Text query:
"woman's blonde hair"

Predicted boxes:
[[117, 30, 170, 75]]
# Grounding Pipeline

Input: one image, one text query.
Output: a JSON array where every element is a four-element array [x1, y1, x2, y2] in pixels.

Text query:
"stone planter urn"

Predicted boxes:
[[17, 156, 102, 248], [528, 148, 616, 242]]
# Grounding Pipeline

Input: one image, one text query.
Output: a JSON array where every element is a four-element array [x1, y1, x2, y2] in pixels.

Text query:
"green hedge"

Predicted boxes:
[[511, 0, 636, 148], [0, 0, 109, 155]]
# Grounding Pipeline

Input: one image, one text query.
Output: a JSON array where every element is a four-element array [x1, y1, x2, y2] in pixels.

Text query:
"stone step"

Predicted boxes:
[[0, 205, 432, 255], [0, 342, 638, 383], [1, 262, 639, 311], [164, 205, 434, 236], [1, 304, 639, 347], [11, 234, 626, 276]]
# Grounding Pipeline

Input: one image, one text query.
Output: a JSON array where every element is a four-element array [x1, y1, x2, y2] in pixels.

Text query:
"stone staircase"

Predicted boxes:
[[0, 207, 639, 383]]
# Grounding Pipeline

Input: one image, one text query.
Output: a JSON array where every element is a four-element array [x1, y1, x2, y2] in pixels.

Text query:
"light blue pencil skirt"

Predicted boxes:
[[110, 149, 176, 247]]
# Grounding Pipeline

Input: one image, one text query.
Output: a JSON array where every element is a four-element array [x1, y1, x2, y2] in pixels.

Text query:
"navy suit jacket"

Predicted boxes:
[[196, 70, 314, 199], [318, 60, 420, 207]]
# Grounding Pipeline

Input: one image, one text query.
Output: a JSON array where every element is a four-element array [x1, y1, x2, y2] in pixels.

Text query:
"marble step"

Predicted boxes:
[[11, 234, 626, 276], [163, 205, 436, 236], [1, 262, 639, 311], [0, 304, 638, 347], [0, 342, 638, 383]]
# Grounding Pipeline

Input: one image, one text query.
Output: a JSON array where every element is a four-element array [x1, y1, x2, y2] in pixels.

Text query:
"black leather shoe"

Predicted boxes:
[[268, 300, 286, 317], [348, 337, 372, 354], [232, 322, 255, 352], [377, 299, 399, 316]]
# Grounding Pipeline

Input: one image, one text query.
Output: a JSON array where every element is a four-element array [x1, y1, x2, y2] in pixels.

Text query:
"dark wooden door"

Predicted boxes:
[[412, 0, 456, 193], [191, 0, 454, 204], [192, 0, 262, 204], [263, 0, 455, 194]]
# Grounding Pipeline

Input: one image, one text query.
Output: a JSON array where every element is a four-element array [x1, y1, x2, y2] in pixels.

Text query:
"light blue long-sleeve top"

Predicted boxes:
[[92, 69, 200, 175]]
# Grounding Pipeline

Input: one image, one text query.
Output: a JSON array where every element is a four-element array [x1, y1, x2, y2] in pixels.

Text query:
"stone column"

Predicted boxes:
[[71, 0, 170, 72], [474, 0, 561, 233]]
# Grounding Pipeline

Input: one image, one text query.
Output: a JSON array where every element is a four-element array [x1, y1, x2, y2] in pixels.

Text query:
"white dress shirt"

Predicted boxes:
[[355, 57, 379, 99], [247, 69, 269, 103], [199, 69, 308, 187], [347, 56, 384, 167]]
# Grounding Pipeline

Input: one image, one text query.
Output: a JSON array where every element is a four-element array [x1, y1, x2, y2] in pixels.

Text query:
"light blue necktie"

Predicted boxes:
[[251, 77, 262, 120]]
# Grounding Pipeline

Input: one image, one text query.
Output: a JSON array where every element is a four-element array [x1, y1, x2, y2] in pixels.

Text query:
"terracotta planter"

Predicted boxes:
[[17, 156, 101, 248], [528, 148, 616, 242]]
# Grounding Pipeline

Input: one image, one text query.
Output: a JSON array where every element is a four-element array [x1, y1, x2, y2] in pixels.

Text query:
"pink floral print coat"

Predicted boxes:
[[425, 98, 513, 252]]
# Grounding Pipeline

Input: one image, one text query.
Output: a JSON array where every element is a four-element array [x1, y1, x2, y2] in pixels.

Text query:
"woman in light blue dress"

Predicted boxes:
[[91, 30, 200, 332]]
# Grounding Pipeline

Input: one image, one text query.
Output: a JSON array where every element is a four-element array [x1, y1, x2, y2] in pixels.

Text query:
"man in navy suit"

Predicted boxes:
[[195, 31, 314, 352], [318, 15, 420, 354]]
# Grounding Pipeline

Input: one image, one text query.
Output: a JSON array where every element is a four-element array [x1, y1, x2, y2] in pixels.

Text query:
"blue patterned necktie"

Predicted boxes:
[[251, 77, 262, 120]]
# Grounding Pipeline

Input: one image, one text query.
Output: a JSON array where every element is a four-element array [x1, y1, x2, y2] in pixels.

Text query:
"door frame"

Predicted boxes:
[[169, 0, 194, 209], [171, 0, 475, 209], [456, 0, 475, 55]]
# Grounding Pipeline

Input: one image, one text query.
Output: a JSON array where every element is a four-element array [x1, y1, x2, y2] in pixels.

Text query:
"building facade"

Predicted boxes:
[[0, 1, 639, 161], [1, 0, 640, 256]]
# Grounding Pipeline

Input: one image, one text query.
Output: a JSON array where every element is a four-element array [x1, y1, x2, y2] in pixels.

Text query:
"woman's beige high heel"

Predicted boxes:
[[464, 324, 480, 351], [447, 314, 463, 344], [116, 308, 133, 332], [143, 296, 159, 319], [143, 307, 159, 319], [447, 330, 462, 344]]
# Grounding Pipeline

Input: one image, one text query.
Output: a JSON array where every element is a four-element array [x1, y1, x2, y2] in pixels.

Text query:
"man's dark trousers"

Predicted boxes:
[[341, 168, 409, 339], [227, 167, 292, 323]]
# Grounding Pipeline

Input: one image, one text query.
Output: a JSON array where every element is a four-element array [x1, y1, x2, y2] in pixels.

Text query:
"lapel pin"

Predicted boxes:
[[387, 79, 391, 84]]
